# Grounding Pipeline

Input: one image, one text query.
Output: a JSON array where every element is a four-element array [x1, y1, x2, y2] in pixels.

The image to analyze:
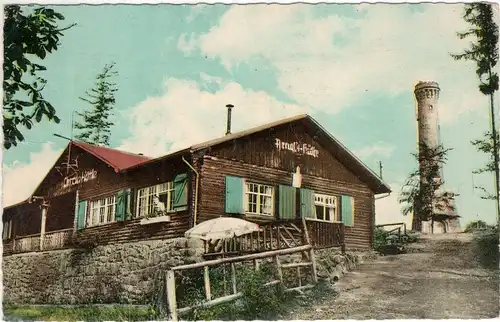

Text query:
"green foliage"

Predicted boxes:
[[181, 263, 291, 321], [451, 3, 499, 96], [374, 227, 390, 250], [3, 5, 75, 149], [464, 220, 495, 233], [3, 305, 155, 321], [398, 143, 455, 229], [472, 226, 499, 269], [471, 131, 500, 200], [451, 3, 500, 211], [74, 62, 118, 146]]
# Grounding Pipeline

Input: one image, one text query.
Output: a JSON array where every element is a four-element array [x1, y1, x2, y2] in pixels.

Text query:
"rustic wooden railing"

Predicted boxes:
[[12, 233, 41, 253], [167, 234, 318, 321], [42, 228, 73, 250], [10, 228, 74, 254], [203, 219, 344, 257], [376, 222, 407, 244]]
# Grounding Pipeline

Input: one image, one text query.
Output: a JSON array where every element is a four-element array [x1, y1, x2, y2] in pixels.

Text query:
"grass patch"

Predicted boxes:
[[3, 305, 156, 321]]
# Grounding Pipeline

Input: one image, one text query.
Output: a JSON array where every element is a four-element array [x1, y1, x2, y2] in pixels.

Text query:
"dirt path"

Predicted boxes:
[[288, 233, 499, 320]]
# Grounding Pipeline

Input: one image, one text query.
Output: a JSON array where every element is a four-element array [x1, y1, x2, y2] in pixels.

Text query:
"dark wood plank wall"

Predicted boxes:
[[197, 122, 376, 249], [3, 203, 41, 238], [74, 211, 190, 246], [208, 123, 365, 185], [198, 156, 375, 249], [5, 145, 195, 245]]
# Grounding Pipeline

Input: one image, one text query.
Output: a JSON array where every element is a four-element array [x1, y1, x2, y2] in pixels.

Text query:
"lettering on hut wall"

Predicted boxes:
[[274, 138, 319, 158], [52, 169, 98, 196]]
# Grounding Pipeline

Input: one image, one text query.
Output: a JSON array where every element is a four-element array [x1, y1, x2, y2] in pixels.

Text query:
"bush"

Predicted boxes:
[[374, 227, 390, 250], [464, 220, 494, 233], [182, 263, 289, 321], [473, 226, 499, 269]]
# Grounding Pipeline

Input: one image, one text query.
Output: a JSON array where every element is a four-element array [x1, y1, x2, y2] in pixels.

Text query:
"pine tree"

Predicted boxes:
[[74, 63, 118, 146], [451, 3, 500, 221], [398, 143, 456, 231]]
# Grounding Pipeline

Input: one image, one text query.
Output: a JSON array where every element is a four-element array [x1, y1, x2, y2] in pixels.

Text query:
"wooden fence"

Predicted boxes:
[[203, 219, 344, 257], [166, 217, 319, 321]]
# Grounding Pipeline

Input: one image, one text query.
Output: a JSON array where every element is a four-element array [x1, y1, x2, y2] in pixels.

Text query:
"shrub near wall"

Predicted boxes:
[[3, 238, 204, 305]]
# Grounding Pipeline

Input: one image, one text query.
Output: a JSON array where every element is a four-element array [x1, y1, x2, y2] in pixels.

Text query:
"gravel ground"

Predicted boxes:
[[287, 233, 500, 320]]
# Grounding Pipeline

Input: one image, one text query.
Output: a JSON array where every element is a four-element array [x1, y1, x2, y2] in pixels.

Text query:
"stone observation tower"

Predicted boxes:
[[414, 81, 460, 233]]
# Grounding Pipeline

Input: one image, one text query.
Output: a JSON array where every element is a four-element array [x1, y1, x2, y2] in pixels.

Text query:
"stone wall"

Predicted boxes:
[[3, 238, 204, 305], [3, 240, 375, 305]]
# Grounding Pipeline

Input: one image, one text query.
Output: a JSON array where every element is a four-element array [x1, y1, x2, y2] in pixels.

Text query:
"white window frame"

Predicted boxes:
[[86, 195, 117, 227], [136, 182, 174, 218], [244, 181, 275, 217], [2, 219, 12, 240], [313, 193, 340, 223]]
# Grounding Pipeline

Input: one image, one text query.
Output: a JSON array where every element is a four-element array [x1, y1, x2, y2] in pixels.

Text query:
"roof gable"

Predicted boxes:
[[72, 141, 151, 173], [128, 114, 391, 194]]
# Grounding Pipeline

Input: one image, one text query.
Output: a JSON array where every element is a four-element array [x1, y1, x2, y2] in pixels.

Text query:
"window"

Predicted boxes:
[[136, 182, 174, 217], [2, 219, 12, 240], [86, 195, 116, 227], [314, 193, 340, 222], [245, 182, 274, 216]]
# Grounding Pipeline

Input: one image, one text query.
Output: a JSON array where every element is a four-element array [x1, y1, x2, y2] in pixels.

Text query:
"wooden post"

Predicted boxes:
[[270, 227, 274, 250], [231, 263, 237, 294], [263, 228, 267, 250], [302, 216, 318, 283], [274, 255, 283, 284], [297, 267, 301, 287], [309, 248, 318, 283], [39, 206, 47, 251], [204, 266, 211, 300], [253, 259, 261, 271], [166, 270, 177, 321]]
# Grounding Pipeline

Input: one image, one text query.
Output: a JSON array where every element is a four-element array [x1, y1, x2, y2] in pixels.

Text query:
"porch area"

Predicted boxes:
[[202, 219, 345, 258], [3, 228, 74, 255]]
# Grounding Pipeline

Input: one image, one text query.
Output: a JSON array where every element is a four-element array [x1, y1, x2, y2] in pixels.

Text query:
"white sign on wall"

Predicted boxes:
[[53, 169, 98, 196], [274, 138, 319, 158]]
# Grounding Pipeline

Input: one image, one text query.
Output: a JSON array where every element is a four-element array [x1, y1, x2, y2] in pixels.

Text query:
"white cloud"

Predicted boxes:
[[375, 182, 413, 227], [2, 143, 62, 207], [354, 141, 396, 160], [181, 4, 487, 122], [118, 77, 309, 157]]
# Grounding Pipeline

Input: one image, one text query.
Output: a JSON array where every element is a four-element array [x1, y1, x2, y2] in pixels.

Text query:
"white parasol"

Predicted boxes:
[[184, 217, 260, 241]]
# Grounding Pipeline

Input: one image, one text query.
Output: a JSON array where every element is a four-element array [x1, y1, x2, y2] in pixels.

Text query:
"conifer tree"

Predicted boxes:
[[451, 3, 500, 220], [74, 63, 118, 146], [398, 143, 456, 231]]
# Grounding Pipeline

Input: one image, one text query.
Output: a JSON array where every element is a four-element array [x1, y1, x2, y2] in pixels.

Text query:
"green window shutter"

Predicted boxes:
[[77, 200, 87, 230], [300, 188, 315, 219], [116, 190, 126, 222], [341, 195, 354, 227], [225, 176, 244, 214], [173, 173, 188, 210], [278, 185, 296, 220]]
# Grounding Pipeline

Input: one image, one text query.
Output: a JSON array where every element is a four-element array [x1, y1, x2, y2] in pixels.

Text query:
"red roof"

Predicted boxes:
[[73, 141, 151, 172]]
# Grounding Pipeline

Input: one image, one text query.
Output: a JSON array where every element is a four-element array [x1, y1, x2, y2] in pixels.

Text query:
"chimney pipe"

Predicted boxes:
[[226, 104, 234, 135]]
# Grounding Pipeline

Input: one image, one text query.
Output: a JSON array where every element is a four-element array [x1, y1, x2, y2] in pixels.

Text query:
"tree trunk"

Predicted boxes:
[[411, 211, 422, 232], [488, 89, 500, 223]]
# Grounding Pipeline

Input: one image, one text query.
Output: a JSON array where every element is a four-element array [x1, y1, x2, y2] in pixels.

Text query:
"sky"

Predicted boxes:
[[2, 3, 499, 228]]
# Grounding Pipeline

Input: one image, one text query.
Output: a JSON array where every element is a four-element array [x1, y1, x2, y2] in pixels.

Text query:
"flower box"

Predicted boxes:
[[140, 215, 171, 225]]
